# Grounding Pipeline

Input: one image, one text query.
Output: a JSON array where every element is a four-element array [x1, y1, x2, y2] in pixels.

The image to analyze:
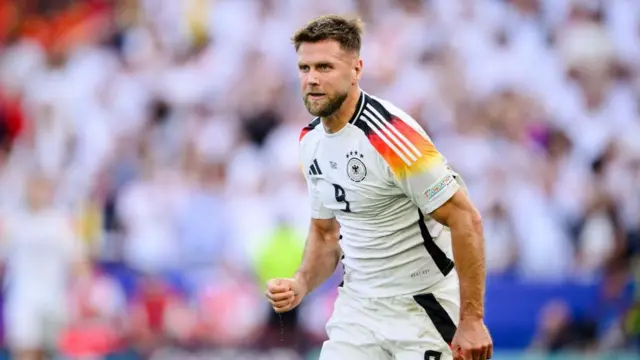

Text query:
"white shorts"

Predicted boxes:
[[319, 271, 460, 360], [4, 295, 68, 350]]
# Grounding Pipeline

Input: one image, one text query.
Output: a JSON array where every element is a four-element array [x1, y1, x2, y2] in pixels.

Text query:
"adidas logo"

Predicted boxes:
[[308, 159, 323, 176]]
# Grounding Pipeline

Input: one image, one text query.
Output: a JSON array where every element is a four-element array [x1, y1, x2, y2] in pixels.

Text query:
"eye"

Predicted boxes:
[[298, 65, 310, 72], [318, 63, 331, 71]]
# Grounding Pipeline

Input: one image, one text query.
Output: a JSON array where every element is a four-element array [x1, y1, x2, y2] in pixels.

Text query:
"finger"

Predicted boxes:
[[462, 348, 474, 360], [267, 287, 290, 296], [473, 346, 487, 360], [273, 305, 290, 313], [479, 342, 494, 360], [267, 280, 290, 293], [452, 344, 464, 360], [482, 346, 490, 360], [471, 345, 487, 360], [265, 291, 295, 302], [272, 299, 293, 313], [272, 297, 294, 309], [267, 294, 294, 307]]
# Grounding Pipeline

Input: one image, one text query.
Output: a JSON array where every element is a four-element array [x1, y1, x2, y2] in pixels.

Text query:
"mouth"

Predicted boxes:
[[307, 93, 326, 100]]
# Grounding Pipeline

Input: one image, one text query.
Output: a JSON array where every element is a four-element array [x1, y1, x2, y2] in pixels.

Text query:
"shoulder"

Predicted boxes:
[[352, 94, 443, 177], [298, 117, 322, 172], [358, 95, 430, 138], [299, 117, 321, 143]]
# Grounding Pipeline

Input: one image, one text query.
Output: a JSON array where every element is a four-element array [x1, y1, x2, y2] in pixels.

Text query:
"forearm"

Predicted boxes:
[[450, 215, 486, 320], [294, 231, 341, 294]]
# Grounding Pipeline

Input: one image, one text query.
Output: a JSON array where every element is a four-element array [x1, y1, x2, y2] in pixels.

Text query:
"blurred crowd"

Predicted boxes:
[[0, 0, 639, 359]]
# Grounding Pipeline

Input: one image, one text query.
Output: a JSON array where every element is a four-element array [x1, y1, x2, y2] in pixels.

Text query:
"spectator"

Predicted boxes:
[[0, 172, 87, 360]]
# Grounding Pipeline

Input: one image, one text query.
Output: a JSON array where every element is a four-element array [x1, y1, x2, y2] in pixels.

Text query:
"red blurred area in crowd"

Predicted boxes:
[[0, 0, 112, 150], [0, 0, 112, 47]]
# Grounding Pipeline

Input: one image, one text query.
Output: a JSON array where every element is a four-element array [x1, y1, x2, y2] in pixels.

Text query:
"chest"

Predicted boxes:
[[5, 215, 69, 255], [304, 134, 400, 214]]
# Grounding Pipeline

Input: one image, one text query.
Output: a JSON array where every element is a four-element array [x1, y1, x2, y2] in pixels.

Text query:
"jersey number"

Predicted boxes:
[[332, 184, 351, 213], [424, 351, 442, 360]]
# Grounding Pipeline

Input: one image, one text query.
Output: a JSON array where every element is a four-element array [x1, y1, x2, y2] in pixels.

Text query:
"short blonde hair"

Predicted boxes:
[[291, 15, 364, 54]]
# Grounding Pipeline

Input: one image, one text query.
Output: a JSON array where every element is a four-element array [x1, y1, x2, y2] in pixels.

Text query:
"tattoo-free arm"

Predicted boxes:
[[294, 217, 342, 295], [430, 190, 486, 320]]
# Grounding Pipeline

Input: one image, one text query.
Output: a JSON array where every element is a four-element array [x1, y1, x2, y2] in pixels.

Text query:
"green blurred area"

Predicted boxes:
[[253, 224, 306, 290]]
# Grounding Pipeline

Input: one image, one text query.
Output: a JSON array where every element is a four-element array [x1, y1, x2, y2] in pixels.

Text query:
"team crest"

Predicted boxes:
[[346, 151, 367, 182]]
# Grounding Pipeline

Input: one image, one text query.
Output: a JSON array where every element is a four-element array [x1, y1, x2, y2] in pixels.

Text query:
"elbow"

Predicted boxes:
[[448, 207, 483, 235], [470, 209, 483, 233], [322, 228, 341, 245], [310, 220, 341, 244]]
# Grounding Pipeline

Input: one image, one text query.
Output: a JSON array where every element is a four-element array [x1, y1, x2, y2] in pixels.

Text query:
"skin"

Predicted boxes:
[[297, 40, 362, 134], [265, 39, 493, 360]]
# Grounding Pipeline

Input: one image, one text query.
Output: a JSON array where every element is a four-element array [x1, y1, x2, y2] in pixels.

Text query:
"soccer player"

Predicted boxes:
[[265, 15, 493, 360]]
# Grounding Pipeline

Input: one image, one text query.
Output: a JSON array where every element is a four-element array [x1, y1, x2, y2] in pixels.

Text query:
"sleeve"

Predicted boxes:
[[373, 117, 460, 214], [299, 140, 334, 220], [302, 169, 335, 220]]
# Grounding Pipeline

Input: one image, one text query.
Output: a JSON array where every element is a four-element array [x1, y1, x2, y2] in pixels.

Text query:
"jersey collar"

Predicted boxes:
[[348, 90, 366, 124]]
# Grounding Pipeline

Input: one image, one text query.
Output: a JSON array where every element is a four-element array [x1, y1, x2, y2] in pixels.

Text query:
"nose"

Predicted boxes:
[[306, 71, 320, 87]]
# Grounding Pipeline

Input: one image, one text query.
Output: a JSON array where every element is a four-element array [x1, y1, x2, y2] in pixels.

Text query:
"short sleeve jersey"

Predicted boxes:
[[299, 91, 463, 297]]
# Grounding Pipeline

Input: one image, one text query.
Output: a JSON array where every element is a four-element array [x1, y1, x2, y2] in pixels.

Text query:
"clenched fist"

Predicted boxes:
[[452, 318, 493, 360], [265, 278, 307, 313]]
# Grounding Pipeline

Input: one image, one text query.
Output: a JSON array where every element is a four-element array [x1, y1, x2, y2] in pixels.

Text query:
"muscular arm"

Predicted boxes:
[[294, 217, 342, 295], [431, 190, 486, 320]]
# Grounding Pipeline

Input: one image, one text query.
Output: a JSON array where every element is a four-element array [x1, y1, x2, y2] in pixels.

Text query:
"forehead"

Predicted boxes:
[[297, 40, 348, 63]]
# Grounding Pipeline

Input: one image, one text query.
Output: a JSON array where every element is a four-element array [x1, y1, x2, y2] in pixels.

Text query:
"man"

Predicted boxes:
[[265, 15, 493, 360], [1, 172, 87, 360]]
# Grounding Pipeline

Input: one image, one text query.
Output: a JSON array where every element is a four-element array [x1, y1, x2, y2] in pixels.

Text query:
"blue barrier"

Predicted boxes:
[[485, 275, 634, 348]]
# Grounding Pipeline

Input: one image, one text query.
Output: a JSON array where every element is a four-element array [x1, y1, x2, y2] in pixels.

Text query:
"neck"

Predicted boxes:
[[322, 87, 361, 134]]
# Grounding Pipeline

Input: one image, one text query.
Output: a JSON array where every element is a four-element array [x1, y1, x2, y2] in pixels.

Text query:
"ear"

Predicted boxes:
[[353, 58, 363, 84]]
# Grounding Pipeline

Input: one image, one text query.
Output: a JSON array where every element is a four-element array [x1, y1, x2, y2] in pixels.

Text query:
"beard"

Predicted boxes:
[[303, 90, 348, 117]]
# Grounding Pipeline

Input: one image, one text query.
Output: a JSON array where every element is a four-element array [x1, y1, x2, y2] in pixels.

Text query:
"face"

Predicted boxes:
[[26, 175, 54, 210], [297, 40, 361, 117]]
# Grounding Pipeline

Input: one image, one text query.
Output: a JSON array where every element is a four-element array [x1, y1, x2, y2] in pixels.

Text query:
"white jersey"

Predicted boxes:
[[0, 208, 82, 300], [299, 91, 463, 298]]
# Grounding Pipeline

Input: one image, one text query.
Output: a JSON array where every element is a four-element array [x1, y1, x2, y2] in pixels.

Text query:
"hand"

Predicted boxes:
[[265, 278, 307, 313], [451, 318, 493, 360]]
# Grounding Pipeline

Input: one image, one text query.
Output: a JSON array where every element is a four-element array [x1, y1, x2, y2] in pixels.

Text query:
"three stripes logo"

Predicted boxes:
[[359, 103, 424, 166], [308, 159, 322, 176]]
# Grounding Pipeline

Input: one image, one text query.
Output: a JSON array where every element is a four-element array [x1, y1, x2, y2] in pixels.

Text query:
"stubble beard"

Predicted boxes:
[[304, 91, 348, 118]]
